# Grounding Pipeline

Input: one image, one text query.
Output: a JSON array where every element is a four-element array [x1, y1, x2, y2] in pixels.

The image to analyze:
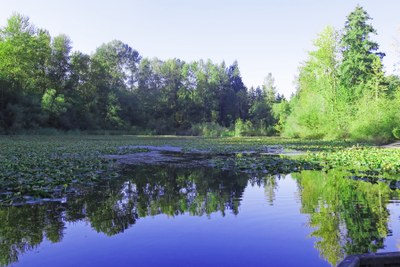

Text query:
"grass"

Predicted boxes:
[[0, 135, 395, 205]]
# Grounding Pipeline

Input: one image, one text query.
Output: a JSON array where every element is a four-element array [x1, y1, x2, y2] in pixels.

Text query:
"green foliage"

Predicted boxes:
[[284, 6, 398, 142], [249, 100, 273, 129], [283, 26, 339, 139], [339, 5, 384, 99], [234, 119, 253, 137], [0, 14, 256, 134], [0, 135, 368, 203], [188, 122, 231, 137], [212, 153, 318, 174], [393, 127, 400, 139], [262, 73, 277, 103], [272, 100, 291, 133], [348, 96, 400, 143], [386, 75, 400, 95], [246, 73, 280, 136], [105, 92, 125, 129], [0, 135, 398, 267], [41, 89, 67, 115], [0, 134, 390, 209], [305, 146, 400, 178], [1, 139, 399, 266], [48, 34, 71, 88], [1, 8, 399, 142], [0, 13, 51, 93]]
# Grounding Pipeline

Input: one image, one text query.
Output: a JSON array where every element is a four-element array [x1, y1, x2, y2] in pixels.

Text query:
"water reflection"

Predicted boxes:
[[82, 166, 251, 235], [0, 166, 252, 266], [293, 170, 395, 266], [0, 203, 65, 266], [0, 166, 398, 266]]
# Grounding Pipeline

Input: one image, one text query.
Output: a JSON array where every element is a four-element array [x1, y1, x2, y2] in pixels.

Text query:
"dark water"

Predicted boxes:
[[2, 165, 400, 267]]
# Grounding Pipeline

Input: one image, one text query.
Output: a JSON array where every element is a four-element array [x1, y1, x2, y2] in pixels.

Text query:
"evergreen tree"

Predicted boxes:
[[262, 73, 277, 104], [339, 5, 385, 101]]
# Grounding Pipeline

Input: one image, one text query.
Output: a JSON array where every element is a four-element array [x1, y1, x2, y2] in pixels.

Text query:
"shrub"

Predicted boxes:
[[234, 119, 253, 137], [349, 96, 399, 143], [393, 127, 400, 140], [188, 122, 231, 137]]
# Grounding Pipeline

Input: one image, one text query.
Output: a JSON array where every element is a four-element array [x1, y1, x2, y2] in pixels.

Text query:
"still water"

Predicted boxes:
[[2, 165, 400, 267]]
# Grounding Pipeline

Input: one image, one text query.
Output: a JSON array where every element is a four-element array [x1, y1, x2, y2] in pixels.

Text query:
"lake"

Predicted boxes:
[[2, 164, 399, 267]]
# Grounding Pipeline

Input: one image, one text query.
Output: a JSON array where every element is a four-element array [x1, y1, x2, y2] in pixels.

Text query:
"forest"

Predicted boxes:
[[0, 6, 399, 142]]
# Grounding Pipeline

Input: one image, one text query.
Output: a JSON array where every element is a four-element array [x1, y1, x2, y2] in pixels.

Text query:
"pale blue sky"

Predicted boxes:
[[1, 0, 399, 96]]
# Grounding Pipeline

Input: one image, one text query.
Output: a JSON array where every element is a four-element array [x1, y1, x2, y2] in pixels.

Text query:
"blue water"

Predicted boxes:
[[3, 166, 399, 267], [9, 178, 323, 267]]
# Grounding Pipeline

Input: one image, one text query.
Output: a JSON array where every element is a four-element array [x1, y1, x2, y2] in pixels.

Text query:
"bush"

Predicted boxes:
[[234, 119, 253, 137], [349, 96, 399, 143], [188, 122, 231, 137], [393, 127, 400, 140]]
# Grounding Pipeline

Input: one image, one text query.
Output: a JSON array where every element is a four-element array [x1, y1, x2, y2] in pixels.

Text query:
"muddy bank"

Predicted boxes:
[[105, 145, 301, 166], [105, 145, 211, 166], [380, 141, 400, 149]]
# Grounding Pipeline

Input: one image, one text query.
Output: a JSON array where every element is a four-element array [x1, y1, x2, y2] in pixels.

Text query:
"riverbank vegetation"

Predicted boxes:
[[1, 135, 399, 206], [1, 6, 399, 142], [2, 5, 400, 203]]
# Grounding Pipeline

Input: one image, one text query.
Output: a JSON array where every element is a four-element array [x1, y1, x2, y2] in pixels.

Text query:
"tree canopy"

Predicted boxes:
[[1, 6, 400, 142], [283, 5, 400, 142]]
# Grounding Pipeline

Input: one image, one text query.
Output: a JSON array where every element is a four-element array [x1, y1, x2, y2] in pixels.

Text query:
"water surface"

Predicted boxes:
[[1, 166, 399, 267]]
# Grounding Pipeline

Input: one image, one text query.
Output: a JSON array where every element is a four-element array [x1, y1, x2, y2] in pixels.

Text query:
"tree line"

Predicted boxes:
[[2, 6, 399, 141], [0, 13, 282, 135]]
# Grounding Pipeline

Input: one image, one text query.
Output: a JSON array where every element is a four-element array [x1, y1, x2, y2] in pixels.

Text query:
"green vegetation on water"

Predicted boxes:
[[307, 147, 400, 178], [0, 135, 398, 206]]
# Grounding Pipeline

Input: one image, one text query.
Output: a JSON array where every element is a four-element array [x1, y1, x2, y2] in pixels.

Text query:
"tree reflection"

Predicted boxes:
[[0, 203, 65, 266], [293, 170, 392, 266], [263, 174, 281, 205], [0, 165, 249, 266], [1, 166, 396, 267]]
